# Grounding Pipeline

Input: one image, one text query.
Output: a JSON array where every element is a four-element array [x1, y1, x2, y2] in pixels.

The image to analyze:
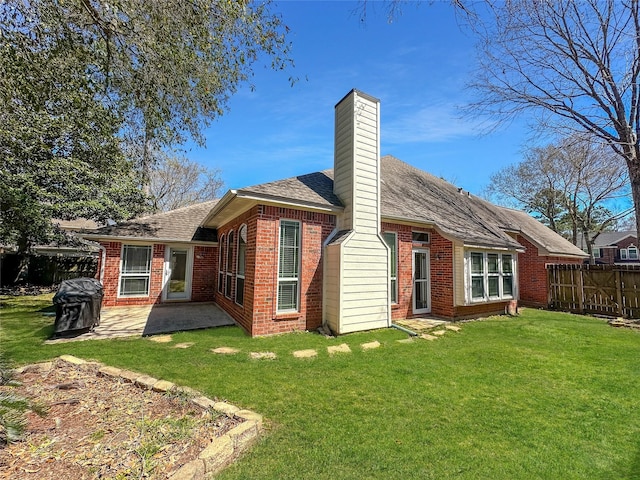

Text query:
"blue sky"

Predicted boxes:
[[188, 0, 532, 196]]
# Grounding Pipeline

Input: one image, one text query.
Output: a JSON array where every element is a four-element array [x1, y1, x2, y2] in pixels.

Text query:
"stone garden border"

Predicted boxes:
[[51, 355, 263, 480]]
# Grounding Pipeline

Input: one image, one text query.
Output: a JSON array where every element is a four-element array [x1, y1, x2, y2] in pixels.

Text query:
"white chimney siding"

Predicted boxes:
[[323, 90, 391, 334]]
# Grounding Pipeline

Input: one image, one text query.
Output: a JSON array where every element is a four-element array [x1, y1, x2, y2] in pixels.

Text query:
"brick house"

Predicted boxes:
[[83, 90, 586, 336], [576, 231, 640, 264]]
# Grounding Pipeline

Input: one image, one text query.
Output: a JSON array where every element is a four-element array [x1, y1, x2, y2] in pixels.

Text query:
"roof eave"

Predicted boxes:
[[80, 233, 218, 245], [235, 190, 344, 213]]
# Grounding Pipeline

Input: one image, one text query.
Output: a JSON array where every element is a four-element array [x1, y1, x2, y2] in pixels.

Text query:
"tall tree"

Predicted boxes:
[[4, 0, 293, 186], [0, 24, 146, 260], [149, 154, 225, 212], [466, 0, 640, 240], [1, 1, 293, 258], [486, 134, 632, 260]]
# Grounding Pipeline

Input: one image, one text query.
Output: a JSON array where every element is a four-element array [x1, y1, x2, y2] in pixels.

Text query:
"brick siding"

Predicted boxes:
[[382, 223, 455, 320], [99, 241, 215, 307], [517, 235, 582, 307], [216, 205, 336, 336]]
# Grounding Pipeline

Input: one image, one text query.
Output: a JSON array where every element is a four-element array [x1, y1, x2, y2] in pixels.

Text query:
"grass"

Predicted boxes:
[[2, 293, 640, 479]]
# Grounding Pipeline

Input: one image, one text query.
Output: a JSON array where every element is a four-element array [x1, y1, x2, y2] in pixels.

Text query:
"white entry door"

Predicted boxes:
[[164, 247, 193, 301], [412, 249, 431, 314]]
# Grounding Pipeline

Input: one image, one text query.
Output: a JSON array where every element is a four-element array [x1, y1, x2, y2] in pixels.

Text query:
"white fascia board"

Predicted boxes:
[[235, 191, 344, 213], [80, 234, 217, 246]]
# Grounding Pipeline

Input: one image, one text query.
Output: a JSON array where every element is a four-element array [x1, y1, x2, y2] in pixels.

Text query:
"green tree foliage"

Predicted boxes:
[[1, 0, 293, 255], [0, 18, 146, 254]]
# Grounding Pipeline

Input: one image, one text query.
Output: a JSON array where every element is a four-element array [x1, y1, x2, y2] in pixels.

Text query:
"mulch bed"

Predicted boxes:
[[0, 359, 240, 479]]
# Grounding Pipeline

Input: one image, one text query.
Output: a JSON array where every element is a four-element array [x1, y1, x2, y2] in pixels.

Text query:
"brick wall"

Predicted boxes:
[[99, 241, 165, 307], [382, 223, 455, 320], [191, 246, 216, 302], [517, 235, 583, 307], [216, 205, 336, 336], [99, 241, 216, 307]]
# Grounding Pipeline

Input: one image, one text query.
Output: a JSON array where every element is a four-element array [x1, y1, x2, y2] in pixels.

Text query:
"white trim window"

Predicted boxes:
[[628, 246, 638, 260], [119, 245, 152, 297], [225, 230, 234, 298], [466, 251, 515, 303], [235, 225, 247, 307], [277, 220, 301, 312], [382, 231, 398, 304], [217, 234, 224, 293]]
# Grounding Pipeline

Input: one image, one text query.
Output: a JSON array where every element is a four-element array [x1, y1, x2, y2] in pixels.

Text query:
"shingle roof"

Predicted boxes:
[[576, 231, 637, 249], [231, 155, 583, 255], [379, 156, 522, 249], [84, 156, 586, 257], [494, 207, 587, 257], [238, 170, 341, 209], [86, 200, 219, 243]]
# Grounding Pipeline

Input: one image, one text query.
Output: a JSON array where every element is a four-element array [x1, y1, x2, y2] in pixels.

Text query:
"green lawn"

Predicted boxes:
[[2, 294, 640, 479]]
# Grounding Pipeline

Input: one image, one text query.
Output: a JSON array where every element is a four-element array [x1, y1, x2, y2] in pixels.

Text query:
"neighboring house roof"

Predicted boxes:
[[83, 201, 219, 244], [576, 231, 637, 249]]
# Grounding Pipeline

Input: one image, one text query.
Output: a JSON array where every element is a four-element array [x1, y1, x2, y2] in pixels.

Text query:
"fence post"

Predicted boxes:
[[576, 266, 584, 314], [615, 269, 624, 318]]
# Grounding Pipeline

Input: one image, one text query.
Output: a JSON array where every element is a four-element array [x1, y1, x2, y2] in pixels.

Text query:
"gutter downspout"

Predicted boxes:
[[97, 243, 106, 284], [391, 323, 418, 337]]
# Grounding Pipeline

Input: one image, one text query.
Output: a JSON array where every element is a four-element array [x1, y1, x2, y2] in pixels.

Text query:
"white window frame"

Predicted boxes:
[[235, 224, 247, 307], [628, 245, 638, 260], [225, 230, 234, 299], [277, 219, 301, 313], [620, 248, 628, 260], [217, 234, 225, 294], [118, 244, 152, 297], [465, 250, 516, 303], [593, 248, 601, 259], [382, 231, 398, 304]]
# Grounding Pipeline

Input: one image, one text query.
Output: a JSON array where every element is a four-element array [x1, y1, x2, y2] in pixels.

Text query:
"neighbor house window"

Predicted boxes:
[[593, 248, 601, 259], [119, 245, 152, 296], [217, 234, 224, 293], [466, 251, 515, 303], [235, 225, 247, 307], [277, 220, 300, 312], [382, 232, 398, 304], [225, 230, 234, 298], [628, 246, 638, 260]]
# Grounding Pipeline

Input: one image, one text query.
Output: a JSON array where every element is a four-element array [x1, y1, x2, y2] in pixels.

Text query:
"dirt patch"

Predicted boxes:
[[0, 359, 240, 479]]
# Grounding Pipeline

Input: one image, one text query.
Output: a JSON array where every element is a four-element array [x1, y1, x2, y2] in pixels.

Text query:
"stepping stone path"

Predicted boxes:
[[361, 340, 381, 350], [396, 338, 414, 344], [445, 325, 461, 332], [173, 342, 194, 349], [421, 334, 438, 341], [327, 343, 351, 355], [432, 330, 447, 336], [292, 349, 317, 358], [250, 352, 277, 360], [148, 334, 173, 343], [211, 347, 240, 355]]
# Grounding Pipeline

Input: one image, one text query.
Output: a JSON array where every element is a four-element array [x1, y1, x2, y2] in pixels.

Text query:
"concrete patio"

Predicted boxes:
[[46, 302, 236, 343]]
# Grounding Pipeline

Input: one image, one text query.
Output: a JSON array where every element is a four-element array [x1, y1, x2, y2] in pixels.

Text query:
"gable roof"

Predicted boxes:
[[207, 155, 582, 255], [84, 200, 219, 244], [379, 156, 522, 250], [576, 231, 637, 249]]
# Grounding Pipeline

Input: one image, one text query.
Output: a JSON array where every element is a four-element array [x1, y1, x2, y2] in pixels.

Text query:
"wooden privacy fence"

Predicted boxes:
[[547, 264, 640, 318]]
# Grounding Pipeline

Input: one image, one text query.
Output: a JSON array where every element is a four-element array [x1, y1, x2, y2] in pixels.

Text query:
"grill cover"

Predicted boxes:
[[53, 278, 104, 336]]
